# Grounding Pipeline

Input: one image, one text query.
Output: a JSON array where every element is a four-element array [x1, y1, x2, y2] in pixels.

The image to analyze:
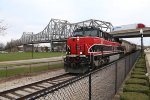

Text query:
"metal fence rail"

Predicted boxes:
[[19, 51, 141, 100]]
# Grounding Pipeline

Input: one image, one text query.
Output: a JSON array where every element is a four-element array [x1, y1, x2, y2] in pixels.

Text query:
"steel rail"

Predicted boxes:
[[0, 73, 74, 100]]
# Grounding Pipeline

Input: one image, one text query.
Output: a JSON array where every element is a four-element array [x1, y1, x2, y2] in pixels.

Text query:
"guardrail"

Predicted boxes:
[[24, 50, 140, 100]]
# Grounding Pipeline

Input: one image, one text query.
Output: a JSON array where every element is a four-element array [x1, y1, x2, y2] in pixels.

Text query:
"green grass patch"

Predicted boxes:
[[131, 74, 148, 80], [133, 68, 146, 72], [0, 52, 65, 62], [120, 92, 149, 100], [31, 63, 63, 73], [0, 63, 63, 78], [131, 71, 145, 75], [126, 78, 149, 86], [0, 67, 30, 78], [123, 84, 149, 95], [121, 54, 150, 99], [135, 64, 145, 68]]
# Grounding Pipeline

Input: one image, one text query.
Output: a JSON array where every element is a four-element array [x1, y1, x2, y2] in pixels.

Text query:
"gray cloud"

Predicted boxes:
[[0, 0, 150, 45]]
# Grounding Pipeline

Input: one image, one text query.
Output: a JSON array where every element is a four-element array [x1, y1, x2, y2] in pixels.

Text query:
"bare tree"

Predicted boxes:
[[0, 20, 7, 35], [0, 43, 5, 51]]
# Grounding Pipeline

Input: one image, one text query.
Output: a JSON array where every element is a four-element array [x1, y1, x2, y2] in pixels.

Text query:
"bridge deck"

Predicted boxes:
[[110, 27, 150, 38]]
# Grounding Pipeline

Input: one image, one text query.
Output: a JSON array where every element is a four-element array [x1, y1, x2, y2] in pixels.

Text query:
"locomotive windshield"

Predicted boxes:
[[74, 30, 98, 37], [73, 27, 99, 37], [73, 27, 115, 42]]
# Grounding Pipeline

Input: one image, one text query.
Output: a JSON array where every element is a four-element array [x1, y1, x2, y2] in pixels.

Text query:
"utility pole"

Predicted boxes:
[[32, 32, 34, 59], [140, 29, 144, 53]]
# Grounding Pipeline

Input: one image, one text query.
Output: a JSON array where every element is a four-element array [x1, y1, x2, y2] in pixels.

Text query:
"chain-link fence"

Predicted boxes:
[[28, 51, 140, 100]]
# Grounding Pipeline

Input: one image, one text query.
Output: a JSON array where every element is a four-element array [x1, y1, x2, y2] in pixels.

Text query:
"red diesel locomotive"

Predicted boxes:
[[64, 26, 124, 73]]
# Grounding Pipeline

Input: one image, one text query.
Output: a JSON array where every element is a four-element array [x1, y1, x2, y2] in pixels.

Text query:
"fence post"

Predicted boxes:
[[89, 65, 91, 100], [89, 72, 91, 100], [30, 64, 31, 74], [129, 55, 130, 70], [6, 66, 8, 78], [5, 66, 8, 91], [124, 57, 126, 79], [115, 62, 118, 94], [48, 62, 49, 70]]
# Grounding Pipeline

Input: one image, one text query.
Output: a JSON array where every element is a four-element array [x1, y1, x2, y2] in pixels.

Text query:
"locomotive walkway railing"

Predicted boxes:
[[26, 51, 140, 100]]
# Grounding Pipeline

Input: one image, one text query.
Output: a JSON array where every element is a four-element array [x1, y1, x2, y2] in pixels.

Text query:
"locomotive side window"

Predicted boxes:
[[117, 46, 124, 51], [100, 31, 102, 38], [89, 45, 103, 52], [108, 34, 113, 41], [103, 46, 112, 51], [98, 31, 103, 38]]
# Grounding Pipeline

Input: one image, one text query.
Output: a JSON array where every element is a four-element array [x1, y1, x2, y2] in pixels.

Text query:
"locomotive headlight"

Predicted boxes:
[[80, 51, 82, 55], [77, 36, 79, 41], [66, 52, 70, 54]]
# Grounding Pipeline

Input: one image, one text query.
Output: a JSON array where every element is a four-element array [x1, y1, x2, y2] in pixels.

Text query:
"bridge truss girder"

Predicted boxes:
[[5, 19, 113, 50]]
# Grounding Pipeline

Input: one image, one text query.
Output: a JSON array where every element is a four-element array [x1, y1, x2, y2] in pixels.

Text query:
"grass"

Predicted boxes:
[[0, 63, 63, 78], [135, 64, 145, 68], [0, 60, 63, 67], [131, 74, 148, 80], [125, 78, 149, 86], [120, 92, 149, 100], [133, 68, 146, 72], [0, 52, 65, 62], [131, 71, 145, 75], [123, 84, 150, 95], [120, 54, 150, 99]]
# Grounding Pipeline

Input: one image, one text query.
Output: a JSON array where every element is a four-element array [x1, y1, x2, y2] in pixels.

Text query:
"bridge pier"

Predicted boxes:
[[50, 41, 53, 52], [23, 44, 34, 52], [50, 41, 66, 52]]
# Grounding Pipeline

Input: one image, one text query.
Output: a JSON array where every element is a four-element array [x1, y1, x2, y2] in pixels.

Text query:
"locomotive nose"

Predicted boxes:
[[69, 37, 85, 55], [76, 37, 85, 55]]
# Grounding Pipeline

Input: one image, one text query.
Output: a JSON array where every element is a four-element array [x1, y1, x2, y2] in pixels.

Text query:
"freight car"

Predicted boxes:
[[64, 26, 125, 73], [121, 40, 136, 54]]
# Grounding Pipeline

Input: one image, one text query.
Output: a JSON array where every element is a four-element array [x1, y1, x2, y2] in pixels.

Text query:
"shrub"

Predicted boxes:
[[120, 92, 149, 100], [125, 78, 149, 86], [123, 84, 149, 95]]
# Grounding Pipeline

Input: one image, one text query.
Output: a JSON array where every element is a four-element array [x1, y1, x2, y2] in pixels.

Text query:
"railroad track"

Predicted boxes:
[[0, 73, 75, 100]]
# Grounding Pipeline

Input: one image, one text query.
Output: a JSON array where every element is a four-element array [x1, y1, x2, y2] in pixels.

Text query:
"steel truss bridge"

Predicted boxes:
[[5, 19, 113, 50]]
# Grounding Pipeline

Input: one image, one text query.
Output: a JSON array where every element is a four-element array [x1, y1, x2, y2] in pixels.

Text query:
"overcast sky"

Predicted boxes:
[[0, 0, 150, 46]]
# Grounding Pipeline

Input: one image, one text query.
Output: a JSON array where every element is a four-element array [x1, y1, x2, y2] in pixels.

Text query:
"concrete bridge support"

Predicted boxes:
[[23, 44, 34, 52], [50, 41, 54, 52]]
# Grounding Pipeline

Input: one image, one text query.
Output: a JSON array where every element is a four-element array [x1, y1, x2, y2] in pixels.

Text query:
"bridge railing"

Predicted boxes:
[[26, 50, 140, 100]]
